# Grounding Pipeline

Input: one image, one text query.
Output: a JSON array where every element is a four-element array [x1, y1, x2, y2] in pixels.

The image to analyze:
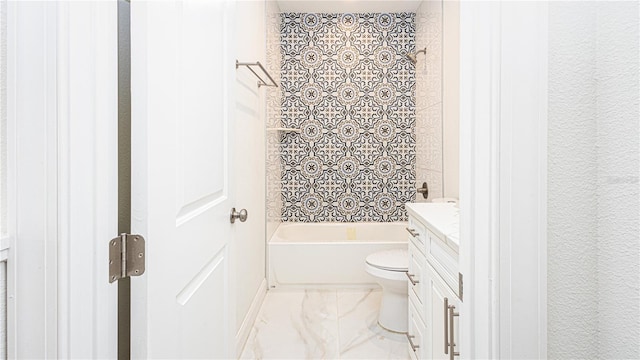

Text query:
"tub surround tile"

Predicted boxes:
[[415, 1, 444, 201], [280, 13, 417, 223], [421, 103, 443, 172], [240, 288, 410, 359]]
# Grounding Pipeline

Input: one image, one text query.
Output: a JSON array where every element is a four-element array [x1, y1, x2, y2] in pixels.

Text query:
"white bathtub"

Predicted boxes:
[[268, 222, 408, 287]]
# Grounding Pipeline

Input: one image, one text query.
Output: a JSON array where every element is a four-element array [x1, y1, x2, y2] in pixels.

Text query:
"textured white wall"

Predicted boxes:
[[548, 2, 639, 358], [594, 3, 639, 357], [548, 3, 599, 357]]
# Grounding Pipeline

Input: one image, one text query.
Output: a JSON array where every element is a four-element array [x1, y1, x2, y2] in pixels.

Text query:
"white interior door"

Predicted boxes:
[[130, 1, 236, 358]]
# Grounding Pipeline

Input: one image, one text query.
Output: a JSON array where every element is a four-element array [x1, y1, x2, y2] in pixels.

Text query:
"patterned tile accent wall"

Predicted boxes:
[[280, 13, 416, 222], [415, 2, 443, 202]]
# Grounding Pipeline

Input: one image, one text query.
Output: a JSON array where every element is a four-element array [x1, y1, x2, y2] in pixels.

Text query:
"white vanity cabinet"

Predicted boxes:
[[407, 239, 427, 360], [425, 261, 461, 360], [405, 203, 461, 360]]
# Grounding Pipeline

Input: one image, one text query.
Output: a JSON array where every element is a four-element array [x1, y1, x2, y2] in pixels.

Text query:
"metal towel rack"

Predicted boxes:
[[266, 127, 301, 133], [235, 60, 278, 88]]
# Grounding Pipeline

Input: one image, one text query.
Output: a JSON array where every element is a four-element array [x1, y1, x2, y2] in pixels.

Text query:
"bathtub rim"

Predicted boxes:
[[269, 221, 409, 244]]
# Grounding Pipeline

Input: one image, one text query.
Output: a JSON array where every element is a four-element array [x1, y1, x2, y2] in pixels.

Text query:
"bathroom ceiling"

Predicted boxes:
[[276, 0, 422, 13]]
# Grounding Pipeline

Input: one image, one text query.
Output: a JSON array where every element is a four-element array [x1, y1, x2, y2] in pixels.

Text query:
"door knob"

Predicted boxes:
[[230, 208, 248, 223]]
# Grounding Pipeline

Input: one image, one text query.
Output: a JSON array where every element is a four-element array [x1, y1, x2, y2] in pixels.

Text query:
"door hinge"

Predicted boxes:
[[109, 234, 146, 283], [459, 272, 463, 301]]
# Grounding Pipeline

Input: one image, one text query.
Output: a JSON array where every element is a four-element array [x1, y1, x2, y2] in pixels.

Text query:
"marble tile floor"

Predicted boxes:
[[240, 288, 410, 360]]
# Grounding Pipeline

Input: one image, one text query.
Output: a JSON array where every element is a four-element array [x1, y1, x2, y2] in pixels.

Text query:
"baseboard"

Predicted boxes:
[[235, 278, 267, 358]]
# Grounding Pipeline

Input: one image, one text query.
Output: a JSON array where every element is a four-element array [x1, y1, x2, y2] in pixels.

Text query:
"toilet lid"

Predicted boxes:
[[365, 248, 408, 271]]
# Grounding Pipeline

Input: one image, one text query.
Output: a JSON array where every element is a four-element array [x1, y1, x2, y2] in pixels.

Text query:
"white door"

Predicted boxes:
[[130, 0, 236, 358]]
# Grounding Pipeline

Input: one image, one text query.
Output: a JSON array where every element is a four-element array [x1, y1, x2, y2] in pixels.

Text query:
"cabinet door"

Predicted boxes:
[[408, 298, 427, 360], [427, 262, 461, 360], [408, 241, 426, 307]]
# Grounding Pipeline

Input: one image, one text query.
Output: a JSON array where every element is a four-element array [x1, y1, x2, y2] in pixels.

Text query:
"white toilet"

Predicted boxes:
[[365, 248, 408, 333]]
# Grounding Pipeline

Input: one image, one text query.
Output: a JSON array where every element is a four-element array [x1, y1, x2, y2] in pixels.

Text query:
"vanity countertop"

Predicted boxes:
[[405, 203, 460, 252]]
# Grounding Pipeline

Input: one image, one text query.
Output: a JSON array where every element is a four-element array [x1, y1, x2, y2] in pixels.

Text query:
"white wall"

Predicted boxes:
[[548, 2, 639, 358], [548, 4, 599, 357], [593, 4, 639, 356], [234, 0, 268, 353]]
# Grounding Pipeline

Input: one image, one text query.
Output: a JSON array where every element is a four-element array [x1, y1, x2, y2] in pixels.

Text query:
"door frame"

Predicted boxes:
[[56, 2, 119, 357], [7, 1, 118, 358], [459, 1, 548, 358], [6, 2, 60, 357]]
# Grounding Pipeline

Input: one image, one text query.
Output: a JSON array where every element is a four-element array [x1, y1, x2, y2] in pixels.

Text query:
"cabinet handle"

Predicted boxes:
[[405, 272, 420, 286], [406, 333, 420, 352], [444, 297, 449, 354], [405, 227, 419, 237], [448, 303, 460, 360]]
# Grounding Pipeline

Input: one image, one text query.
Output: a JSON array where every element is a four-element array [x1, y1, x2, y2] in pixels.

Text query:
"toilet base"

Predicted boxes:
[[377, 286, 408, 333], [377, 321, 406, 334]]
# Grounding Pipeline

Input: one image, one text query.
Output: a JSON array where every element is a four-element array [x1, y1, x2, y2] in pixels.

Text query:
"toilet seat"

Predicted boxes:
[[365, 248, 408, 272], [365, 262, 407, 281]]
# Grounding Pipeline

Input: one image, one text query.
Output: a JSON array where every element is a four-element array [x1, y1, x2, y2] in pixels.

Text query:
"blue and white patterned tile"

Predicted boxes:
[[280, 13, 416, 223]]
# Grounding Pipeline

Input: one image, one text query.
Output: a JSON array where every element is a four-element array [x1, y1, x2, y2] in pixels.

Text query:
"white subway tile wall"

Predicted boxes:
[[415, 2, 443, 202]]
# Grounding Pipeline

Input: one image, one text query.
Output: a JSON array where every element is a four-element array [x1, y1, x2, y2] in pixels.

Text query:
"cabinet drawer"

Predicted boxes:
[[407, 241, 426, 318], [406, 217, 427, 253], [426, 229, 460, 298], [407, 297, 426, 360]]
